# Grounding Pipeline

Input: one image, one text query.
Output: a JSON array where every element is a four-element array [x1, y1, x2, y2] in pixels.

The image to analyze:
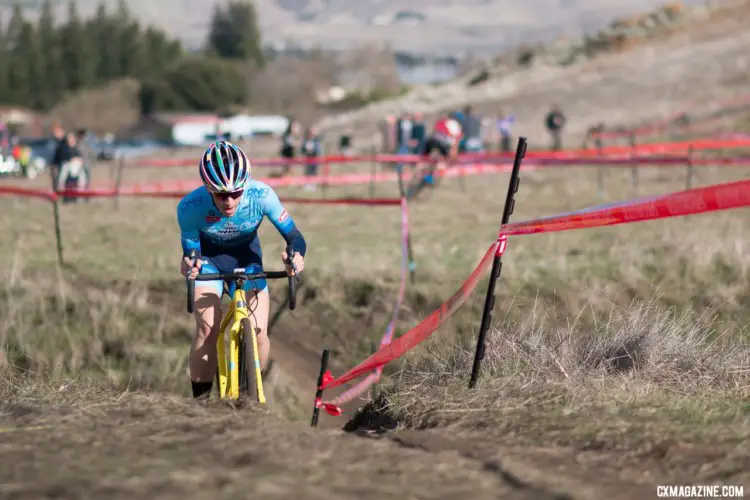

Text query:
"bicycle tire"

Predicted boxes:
[[406, 174, 429, 201], [404, 172, 422, 200], [187, 277, 195, 314], [288, 273, 297, 310], [216, 364, 221, 396], [239, 317, 260, 403], [238, 329, 248, 395]]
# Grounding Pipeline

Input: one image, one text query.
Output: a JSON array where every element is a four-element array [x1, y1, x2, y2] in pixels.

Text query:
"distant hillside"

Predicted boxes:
[[0, 0, 707, 55], [317, 0, 750, 149]]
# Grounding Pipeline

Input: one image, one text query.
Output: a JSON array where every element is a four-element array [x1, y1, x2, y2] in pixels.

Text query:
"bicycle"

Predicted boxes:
[[185, 248, 300, 403], [405, 149, 447, 200]]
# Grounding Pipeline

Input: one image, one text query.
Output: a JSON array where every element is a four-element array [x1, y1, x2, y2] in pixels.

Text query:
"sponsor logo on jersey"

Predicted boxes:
[[205, 221, 241, 240], [278, 209, 289, 222], [205, 210, 221, 223], [180, 195, 204, 213], [247, 187, 270, 199]]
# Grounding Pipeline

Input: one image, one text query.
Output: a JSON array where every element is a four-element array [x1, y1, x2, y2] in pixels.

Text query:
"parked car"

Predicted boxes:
[[94, 139, 117, 161], [18, 136, 57, 166]]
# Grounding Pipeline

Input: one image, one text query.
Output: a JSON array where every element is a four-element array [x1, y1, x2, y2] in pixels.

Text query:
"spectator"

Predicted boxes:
[[279, 118, 301, 177], [57, 132, 87, 198], [301, 126, 322, 191], [10, 138, 31, 178], [76, 128, 94, 183], [451, 108, 465, 130], [583, 122, 605, 151], [51, 124, 68, 188], [394, 111, 413, 172], [339, 128, 354, 157], [0, 121, 8, 154], [10, 137, 21, 163], [545, 105, 566, 151], [380, 114, 397, 153], [497, 110, 516, 153], [459, 106, 484, 153], [395, 111, 412, 152], [19, 144, 32, 178], [410, 111, 427, 154]]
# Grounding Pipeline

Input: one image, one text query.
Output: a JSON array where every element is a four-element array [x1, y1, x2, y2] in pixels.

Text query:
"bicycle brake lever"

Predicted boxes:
[[284, 247, 297, 269], [187, 249, 197, 279], [285, 247, 303, 283]]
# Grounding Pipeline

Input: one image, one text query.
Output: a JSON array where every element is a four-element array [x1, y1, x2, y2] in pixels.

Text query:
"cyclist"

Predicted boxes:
[[177, 140, 306, 400], [408, 113, 463, 198]]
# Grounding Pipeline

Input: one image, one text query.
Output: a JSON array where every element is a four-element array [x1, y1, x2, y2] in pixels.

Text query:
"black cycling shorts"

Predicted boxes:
[[423, 136, 450, 158]]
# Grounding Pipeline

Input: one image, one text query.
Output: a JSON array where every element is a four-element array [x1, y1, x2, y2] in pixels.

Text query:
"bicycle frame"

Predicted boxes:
[[216, 283, 264, 402], [185, 247, 300, 403]]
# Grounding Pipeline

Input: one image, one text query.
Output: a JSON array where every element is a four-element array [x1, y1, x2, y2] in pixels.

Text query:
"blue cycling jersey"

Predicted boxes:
[[177, 181, 306, 292]]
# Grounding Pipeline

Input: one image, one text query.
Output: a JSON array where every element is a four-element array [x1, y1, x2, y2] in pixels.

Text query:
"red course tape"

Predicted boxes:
[[323, 197, 411, 409], [317, 177, 750, 402], [498, 179, 750, 236], [128, 136, 750, 168], [320, 244, 497, 391], [0, 186, 57, 202], [0, 186, 401, 206]]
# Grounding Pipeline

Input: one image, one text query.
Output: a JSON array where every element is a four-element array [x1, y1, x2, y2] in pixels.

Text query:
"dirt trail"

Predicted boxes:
[[265, 303, 376, 429], [0, 393, 669, 499]]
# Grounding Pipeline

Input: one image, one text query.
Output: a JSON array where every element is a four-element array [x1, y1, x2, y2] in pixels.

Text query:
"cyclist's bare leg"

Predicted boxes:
[[190, 286, 221, 384], [434, 155, 446, 174], [247, 288, 271, 370]]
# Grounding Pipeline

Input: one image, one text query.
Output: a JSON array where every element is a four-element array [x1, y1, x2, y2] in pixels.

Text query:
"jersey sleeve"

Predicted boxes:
[[177, 197, 202, 257], [263, 187, 307, 257]]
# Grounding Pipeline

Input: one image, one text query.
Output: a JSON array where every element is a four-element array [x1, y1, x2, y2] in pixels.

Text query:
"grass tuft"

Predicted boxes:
[[349, 301, 750, 444]]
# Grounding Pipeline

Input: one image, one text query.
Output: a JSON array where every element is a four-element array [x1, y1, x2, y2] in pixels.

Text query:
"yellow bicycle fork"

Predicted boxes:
[[215, 288, 266, 403]]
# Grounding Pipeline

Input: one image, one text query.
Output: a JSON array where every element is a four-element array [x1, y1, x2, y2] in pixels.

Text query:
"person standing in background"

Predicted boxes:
[[279, 118, 301, 177], [57, 131, 87, 202], [76, 128, 93, 187], [395, 111, 413, 153], [301, 126, 322, 191], [395, 111, 413, 172], [338, 128, 353, 157], [380, 115, 397, 154], [451, 108, 465, 132], [545, 105, 566, 151], [51, 123, 67, 188], [497, 110, 515, 153], [459, 106, 484, 153], [10, 138, 31, 178], [410, 111, 427, 154], [583, 122, 605, 151], [0, 121, 8, 154]]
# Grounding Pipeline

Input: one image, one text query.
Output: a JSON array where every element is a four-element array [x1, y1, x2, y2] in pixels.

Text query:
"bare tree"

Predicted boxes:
[[337, 42, 401, 96], [247, 51, 338, 119]]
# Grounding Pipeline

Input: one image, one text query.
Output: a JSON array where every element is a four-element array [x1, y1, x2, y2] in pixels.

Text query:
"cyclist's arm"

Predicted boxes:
[[177, 198, 202, 258], [264, 189, 307, 257]]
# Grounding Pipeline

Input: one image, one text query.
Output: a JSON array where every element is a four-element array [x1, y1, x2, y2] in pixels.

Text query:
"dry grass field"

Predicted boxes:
[[2, 0, 750, 496], [1, 137, 749, 497]]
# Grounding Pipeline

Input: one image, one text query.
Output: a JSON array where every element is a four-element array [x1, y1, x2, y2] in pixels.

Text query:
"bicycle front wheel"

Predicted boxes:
[[239, 317, 264, 403]]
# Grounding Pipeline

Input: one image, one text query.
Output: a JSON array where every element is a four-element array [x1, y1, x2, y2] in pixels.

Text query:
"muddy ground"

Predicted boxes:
[[1, 384, 747, 500]]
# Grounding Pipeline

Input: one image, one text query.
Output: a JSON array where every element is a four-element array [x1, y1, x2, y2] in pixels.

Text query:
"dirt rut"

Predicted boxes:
[[0, 393, 670, 499]]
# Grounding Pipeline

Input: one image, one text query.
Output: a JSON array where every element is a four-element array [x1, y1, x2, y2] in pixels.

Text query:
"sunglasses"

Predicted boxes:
[[213, 190, 244, 201]]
